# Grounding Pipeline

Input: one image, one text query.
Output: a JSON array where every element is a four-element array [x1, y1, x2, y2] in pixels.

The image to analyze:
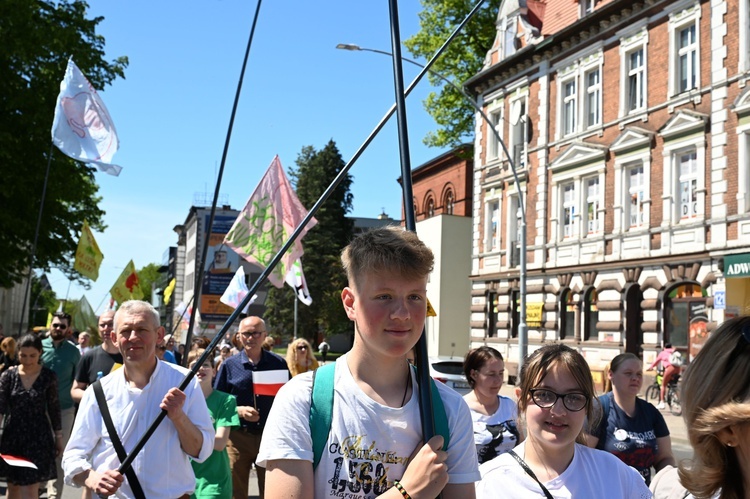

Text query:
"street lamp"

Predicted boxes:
[[337, 43, 529, 366]]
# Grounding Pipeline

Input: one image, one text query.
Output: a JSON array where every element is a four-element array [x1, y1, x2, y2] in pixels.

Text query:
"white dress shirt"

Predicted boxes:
[[62, 359, 214, 498]]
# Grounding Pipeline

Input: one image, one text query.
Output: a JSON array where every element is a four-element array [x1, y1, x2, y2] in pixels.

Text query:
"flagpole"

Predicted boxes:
[[113, 1, 485, 477], [18, 143, 54, 335], [293, 290, 298, 340], [386, 0, 441, 478], [181, 0, 265, 366]]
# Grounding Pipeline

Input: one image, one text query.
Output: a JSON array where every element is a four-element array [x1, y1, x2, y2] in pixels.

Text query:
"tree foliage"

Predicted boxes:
[[0, 0, 128, 288], [137, 263, 163, 303], [28, 274, 58, 327], [404, 0, 501, 148], [264, 141, 354, 344]]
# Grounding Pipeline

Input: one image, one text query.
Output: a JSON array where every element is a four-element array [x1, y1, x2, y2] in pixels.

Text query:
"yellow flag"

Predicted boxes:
[[164, 278, 176, 305], [110, 260, 144, 305], [426, 298, 437, 317], [73, 221, 104, 281]]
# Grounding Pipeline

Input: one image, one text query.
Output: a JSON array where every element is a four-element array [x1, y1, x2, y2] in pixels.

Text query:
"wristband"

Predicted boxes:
[[394, 481, 411, 499]]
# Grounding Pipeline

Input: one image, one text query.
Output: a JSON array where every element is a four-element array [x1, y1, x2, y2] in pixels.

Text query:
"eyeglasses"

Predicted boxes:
[[296, 345, 308, 351], [529, 388, 588, 412], [51, 324, 67, 329], [239, 331, 265, 339]]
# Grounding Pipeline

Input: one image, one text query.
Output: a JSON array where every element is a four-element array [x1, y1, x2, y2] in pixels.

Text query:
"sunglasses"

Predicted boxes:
[[51, 324, 67, 329], [296, 345, 308, 351], [239, 331, 265, 338]]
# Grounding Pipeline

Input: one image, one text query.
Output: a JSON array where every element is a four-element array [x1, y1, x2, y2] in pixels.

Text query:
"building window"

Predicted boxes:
[[503, 18, 518, 59], [562, 79, 577, 136], [486, 199, 501, 251], [669, 6, 701, 98], [677, 24, 697, 93], [627, 49, 645, 111], [508, 195, 522, 267], [584, 68, 601, 128], [583, 288, 598, 341], [627, 165, 646, 228], [560, 289, 576, 340], [562, 182, 577, 239], [579, 0, 594, 17], [678, 150, 699, 220], [426, 198, 435, 218], [585, 177, 601, 234], [445, 190, 454, 215], [487, 109, 502, 161], [510, 99, 527, 168]]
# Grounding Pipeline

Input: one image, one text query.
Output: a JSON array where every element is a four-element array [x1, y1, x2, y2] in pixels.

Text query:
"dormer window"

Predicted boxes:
[[580, 0, 594, 18]]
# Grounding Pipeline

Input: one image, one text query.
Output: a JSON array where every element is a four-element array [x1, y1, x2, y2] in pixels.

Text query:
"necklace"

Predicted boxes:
[[400, 366, 412, 407]]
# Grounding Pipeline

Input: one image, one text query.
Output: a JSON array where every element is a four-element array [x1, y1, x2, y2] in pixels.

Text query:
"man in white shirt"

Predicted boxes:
[[62, 300, 214, 498]]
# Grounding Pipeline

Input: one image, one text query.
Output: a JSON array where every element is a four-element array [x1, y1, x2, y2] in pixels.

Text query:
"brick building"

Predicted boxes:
[[465, 0, 750, 376]]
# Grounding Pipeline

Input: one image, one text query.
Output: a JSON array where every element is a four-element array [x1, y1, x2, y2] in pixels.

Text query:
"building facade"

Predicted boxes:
[[466, 0, 750, 376]]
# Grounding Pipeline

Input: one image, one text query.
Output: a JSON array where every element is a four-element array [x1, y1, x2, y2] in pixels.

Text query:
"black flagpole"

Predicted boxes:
[[18, 143, 54, 336], [181, 0, 265, 367], [386, 0, 439, 463], [114, 0, 486, 478]]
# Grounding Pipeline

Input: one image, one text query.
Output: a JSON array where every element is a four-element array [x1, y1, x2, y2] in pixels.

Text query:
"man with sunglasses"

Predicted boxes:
[[214, 316, 289, 499], [42, 311, 81, 499]]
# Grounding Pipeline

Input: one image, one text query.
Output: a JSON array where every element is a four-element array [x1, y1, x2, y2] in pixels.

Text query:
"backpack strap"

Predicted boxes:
[[92, 380, 146, 499], [309, 362, 450, 470], [310, 363, 336, 470], [595, 392, 612, 449]]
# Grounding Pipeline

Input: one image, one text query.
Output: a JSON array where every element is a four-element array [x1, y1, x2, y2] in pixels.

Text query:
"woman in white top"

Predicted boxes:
[[476, 343, 651, 499], [651, 316, 750, 499], [463, 346, 523, 464]]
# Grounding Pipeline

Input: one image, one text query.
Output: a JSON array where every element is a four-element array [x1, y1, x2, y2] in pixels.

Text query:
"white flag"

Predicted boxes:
[[285, 259, 312, 306], [51, 58, 122, 176], [220, 267, 257, 314]]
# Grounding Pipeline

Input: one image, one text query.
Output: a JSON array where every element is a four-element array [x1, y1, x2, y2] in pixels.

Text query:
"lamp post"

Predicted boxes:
[[337, 43, 528, 365]]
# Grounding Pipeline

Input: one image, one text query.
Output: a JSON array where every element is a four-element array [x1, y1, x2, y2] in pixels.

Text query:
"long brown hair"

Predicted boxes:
[[516, 343, 599, 443]]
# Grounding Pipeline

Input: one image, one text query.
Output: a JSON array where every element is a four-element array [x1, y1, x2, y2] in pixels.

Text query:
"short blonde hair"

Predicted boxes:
[[678, 316, 750, 499], [341, 226, 434, 288]]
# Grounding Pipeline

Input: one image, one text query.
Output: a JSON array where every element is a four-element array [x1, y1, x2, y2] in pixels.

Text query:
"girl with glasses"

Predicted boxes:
[[463, 346, 524, 464], [285, 338, 318, 377], [476, 343, 650, 498]]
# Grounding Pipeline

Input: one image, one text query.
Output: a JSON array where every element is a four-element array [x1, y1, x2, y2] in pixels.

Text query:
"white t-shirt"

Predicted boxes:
[[470, 395, 521, 464], [476, 441, 651, 499], [257, 355, 480, 499]]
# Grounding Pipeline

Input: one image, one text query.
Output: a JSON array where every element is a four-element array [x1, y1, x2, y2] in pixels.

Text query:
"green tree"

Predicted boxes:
[[0, 0, 128, 288], [264, 141, 354, 344], [28, 274, 57, 327], [404, 0, 500, 148], [137, 263, 163, 303]]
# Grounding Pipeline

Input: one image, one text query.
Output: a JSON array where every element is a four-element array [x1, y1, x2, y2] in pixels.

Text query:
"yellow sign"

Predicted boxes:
[[74, 221, 104, 281], [526, 302, 543, 327], [426, 298, 437, 317]]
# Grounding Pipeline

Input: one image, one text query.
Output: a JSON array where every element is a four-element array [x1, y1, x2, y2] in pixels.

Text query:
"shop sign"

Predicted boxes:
[[725, 253, 750, 277]]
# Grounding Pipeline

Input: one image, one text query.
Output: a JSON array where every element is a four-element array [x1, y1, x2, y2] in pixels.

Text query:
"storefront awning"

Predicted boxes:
[[724, 253, 750, 278]]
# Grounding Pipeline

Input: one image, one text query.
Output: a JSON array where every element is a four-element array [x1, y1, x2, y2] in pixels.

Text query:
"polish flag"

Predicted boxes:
[[0, 454, 38, 469], [253, 370, 289, 396]]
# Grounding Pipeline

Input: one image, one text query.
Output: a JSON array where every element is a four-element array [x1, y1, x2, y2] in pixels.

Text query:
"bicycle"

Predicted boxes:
[[645, 369, 681, 416]]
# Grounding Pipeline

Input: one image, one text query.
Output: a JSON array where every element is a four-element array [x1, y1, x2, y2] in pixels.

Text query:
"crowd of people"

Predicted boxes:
[[0, 226, 747, 499]]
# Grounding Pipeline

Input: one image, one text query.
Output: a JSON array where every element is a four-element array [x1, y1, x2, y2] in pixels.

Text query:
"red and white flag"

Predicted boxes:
[[252, 369, 289, 397], [219, 267, 257, 313], [224, 156, 317, 288], [51, 58, 122, 176], [0, 454, 38, 469], [285, 259, 312, 306]]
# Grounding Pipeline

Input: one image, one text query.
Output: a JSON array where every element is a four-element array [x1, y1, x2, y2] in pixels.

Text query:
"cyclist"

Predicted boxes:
[[648, 343, 679, 410]]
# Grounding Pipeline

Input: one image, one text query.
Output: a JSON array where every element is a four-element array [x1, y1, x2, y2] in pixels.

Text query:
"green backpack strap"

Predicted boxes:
[[310, 363, 336, 470], [420, 365, 450, 451], [309, 362, 450, 470]]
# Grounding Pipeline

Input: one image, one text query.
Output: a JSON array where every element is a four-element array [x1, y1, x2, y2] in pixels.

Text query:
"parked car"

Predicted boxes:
[[429, 357, 471, 395]]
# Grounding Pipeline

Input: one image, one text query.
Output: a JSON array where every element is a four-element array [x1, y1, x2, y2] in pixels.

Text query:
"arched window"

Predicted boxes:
[[583, 287, 598, 342], [445, 190, 455, 215], [426, 198, 435, 218], [664, 282, 707, 354], [560, 289, 576, 340]]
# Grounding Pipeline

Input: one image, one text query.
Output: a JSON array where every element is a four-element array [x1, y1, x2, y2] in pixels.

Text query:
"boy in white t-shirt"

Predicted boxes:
[[257, 226, 479, 499]]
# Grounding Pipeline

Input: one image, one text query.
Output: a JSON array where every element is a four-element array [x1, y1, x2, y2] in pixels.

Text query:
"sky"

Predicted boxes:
[[47, 0, 469, 313]]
